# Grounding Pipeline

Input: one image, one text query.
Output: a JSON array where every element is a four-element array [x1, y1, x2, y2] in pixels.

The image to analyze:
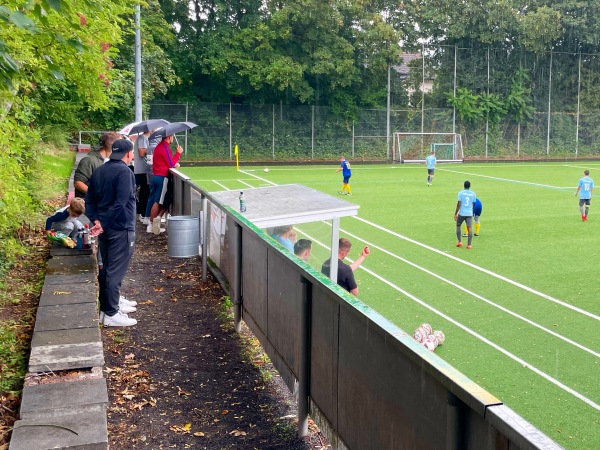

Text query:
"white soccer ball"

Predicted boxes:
[[413, 331, 425, 343], [420, 323, 433, 336], [433, 330, 445, 345], [264, 168, 270, 173], [422, 338, 437, 352]]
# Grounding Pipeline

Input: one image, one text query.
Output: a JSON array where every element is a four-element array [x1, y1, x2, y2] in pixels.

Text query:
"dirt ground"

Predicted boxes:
[[101, 219, 331, 449]]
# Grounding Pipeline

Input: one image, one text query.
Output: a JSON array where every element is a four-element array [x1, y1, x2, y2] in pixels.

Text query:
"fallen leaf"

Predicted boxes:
[[140, 300, 154, 305], [53, 291, 71, 295], [124, 353, 135, 360], [221, 410, 229, 415], [170, 297, 178, 302], [153, 287, 164, 292], [193, 432, 205, 437], [229, 429, 247, 436]]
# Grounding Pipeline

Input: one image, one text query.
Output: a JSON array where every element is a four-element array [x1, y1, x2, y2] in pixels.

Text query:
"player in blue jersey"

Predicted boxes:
[[454, 180, 477, 249], [575, 170, 594, 221], [425, 151, 437, 186], [336, 155, 352, 195], [463, 198, 482, 237]]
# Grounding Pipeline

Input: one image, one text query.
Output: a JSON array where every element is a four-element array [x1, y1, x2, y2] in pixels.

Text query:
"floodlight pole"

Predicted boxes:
[[134, 5, 142, 122]]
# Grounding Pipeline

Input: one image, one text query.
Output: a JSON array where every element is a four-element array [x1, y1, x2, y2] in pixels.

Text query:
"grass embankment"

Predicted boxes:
[[0, 143, 74, 445]]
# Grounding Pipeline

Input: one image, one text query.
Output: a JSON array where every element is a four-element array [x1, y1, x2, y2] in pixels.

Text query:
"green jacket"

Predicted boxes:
[[74, 150, 105, 197]]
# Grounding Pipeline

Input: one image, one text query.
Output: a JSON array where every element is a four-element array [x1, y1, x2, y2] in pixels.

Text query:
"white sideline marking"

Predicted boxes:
[[439, 168, 574, 192], [352, 215, 600, 322], [238, 179, 254, 188], [338, 228, 600, 358], [239, 170, 275, 186], [212, 180, 229, 190], [303, 232, 600, 412]]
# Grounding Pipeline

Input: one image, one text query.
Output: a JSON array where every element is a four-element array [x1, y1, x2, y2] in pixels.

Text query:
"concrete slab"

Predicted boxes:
[[42, 273, 96, 286], [46, 255, 95, 275], [9, 409, 107, 450], [34, 303, 99, 332], [31, 327, 101, 348], [49, 243, 93, 257], [20, 379, 108, 420], [29, 341, 104, 372], [39, 283, 97, 307]]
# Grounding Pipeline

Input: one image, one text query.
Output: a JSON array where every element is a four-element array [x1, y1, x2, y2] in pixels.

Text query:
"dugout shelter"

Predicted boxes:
[[210, 184, 360, 283]]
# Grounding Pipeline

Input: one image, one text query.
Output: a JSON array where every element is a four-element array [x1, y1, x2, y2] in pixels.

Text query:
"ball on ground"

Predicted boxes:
[[264, 168, 270, 173], [433, 330, 445, 345], [420, 323, 433, 335]]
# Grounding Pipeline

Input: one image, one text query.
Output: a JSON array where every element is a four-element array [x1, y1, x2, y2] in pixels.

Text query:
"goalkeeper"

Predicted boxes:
[[463, 198, 483, 237]]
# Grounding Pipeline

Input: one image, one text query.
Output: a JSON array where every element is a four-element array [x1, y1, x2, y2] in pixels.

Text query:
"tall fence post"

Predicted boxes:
[[201, 196, 208, 283], [298, 276, 312, 438], [232, 222, 242, 333]]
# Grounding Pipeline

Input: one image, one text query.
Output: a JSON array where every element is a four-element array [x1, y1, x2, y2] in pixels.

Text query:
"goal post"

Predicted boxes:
[[392, 132, 463, 163]]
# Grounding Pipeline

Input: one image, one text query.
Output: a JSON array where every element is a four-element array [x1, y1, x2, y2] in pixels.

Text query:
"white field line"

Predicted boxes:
[[336, 227, 600, 358], [212, 180, 230, 190], [301, 231, 600, 412], [439, 168, 575, 192], [239, 170, 276, 186], [352, 215, 600, 322], [238, 179, 254, 188]]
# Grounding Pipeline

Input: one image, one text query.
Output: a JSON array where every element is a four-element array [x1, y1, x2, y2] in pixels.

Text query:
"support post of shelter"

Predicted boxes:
[[298, 276, 312, 437], [446, 391, 463, 450], [232, 222, 242, 333], [201, 196, 208, 284], [329, 218, 340, 283]]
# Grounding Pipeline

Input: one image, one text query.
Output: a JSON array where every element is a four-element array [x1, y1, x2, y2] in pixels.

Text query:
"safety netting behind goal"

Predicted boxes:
[[392, 133, 463, 163]]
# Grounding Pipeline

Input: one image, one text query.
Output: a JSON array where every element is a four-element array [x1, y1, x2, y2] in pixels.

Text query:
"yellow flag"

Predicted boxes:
[[234, 144, 238, 156]]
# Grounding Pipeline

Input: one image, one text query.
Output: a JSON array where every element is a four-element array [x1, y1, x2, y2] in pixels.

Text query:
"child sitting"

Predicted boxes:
[[45, 198, 86, 239]]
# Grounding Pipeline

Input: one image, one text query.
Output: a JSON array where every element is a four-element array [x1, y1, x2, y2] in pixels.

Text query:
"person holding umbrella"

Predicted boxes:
[[147, 131, 183, 234]]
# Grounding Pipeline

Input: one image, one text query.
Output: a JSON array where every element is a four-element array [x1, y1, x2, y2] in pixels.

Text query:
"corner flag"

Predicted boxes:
[[234, 144, 239, 171]]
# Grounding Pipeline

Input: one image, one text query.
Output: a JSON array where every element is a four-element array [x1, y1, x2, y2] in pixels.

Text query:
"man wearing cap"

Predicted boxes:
[[86, 139, 138, 327]]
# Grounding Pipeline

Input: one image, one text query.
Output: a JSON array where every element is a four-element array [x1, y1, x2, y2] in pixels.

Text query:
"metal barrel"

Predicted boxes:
[[167, 216, 199, 258]]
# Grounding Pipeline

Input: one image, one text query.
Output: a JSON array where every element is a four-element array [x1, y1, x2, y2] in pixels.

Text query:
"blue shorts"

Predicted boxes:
[[343, 175, 351, 184], [150, 175, 172, 208]]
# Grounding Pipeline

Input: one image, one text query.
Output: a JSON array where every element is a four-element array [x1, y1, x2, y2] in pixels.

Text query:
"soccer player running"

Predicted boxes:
[[336, 155, 352, 195], [463, 198, 482, 237], [454, 180, 477, 249], [425, 150, 437, 186], [575, 169, 594, 221]]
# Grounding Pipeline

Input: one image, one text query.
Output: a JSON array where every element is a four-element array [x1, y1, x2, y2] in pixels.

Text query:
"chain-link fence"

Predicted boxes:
[[148, 46, 600, 162]]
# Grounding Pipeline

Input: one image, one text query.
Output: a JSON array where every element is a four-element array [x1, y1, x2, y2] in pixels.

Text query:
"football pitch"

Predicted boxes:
[[181, 161, 600, 449]]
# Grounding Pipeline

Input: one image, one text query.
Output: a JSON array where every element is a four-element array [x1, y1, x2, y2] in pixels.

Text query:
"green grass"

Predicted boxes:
[[182, 161, 600, 450]]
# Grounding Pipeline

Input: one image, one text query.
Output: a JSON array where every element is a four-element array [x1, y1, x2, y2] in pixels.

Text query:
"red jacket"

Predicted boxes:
[[152, 140, 181, 177]]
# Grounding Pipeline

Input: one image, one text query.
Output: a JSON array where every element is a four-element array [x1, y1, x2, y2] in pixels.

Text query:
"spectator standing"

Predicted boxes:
[[147, 134, 183, 234], [86, 139, 138, 327], [134, 130, 152, 222], [74, 132, 119, 198], [321, 238, 370, 296]]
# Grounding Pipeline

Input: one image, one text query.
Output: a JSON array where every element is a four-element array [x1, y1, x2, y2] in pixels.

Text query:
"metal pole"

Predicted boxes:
[[184, 102, 188, 156], [329, 218, 340, 284], [298, 276, 312, 438], [386, 65, 391, 158], [311, 106, 315, 160], [229, 103, 233, 159], [134, 5, 142, 122], [576, 52, 581, 157], [352, 121, 355, 158], [232, 222, 242, 333], [421, 43, 425, 136], [453, 45, 457, 135], [201, 197, 208, 283], [546, 50, 553, 156], [485, 47, 489, 157], [272, 104, 275, 159]]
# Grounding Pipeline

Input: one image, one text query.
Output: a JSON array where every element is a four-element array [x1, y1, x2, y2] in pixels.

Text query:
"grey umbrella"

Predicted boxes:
[[129, 119, 170, 135], [149, 121, 198, 141]]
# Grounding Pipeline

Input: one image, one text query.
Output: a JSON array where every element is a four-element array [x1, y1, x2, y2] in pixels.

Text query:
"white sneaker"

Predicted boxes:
[[119, 302, 137, 314], [119, 295, 137, 306], [141, 217, 150, 225], [146, 223, 153, 233], [103, 311, 137, 327], [152, 217, 161, 234]]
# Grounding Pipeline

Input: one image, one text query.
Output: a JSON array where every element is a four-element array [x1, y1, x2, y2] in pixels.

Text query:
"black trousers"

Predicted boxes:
[[135, 173, 150, 216], [98, 229, 135, 316]]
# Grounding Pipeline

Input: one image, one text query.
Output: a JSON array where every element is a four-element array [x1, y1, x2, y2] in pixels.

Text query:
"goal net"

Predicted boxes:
[[392, 133, 463, 163]]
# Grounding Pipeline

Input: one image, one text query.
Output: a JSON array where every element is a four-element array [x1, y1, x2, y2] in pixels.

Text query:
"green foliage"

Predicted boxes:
[[505, 69, 535, 123], [0, 321, 28, 393], [446, 88, 483, 124]]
